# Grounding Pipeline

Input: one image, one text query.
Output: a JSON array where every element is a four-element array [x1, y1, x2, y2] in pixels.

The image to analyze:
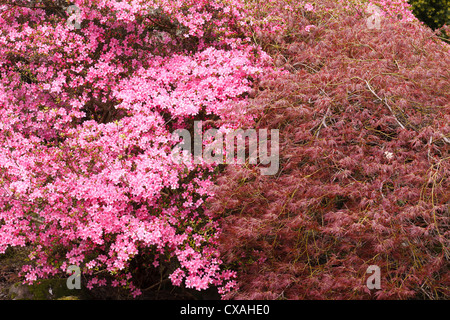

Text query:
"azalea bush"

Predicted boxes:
[[0, 0, 273, 297], [208, 0, 450, 299]]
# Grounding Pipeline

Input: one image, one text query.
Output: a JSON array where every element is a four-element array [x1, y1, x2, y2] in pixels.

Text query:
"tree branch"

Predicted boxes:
[[364, 79, 406, 130]]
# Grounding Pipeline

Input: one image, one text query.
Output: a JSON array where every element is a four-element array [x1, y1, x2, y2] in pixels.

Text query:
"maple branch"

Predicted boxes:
[[364, 80, 406, 130], [364, 79, 450, 145], [440, 134, 450, 144], [314, 106, 330, 138], [314, 89, 332, 137]]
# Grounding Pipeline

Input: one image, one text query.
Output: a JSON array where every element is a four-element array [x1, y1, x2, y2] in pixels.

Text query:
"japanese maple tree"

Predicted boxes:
[[209, 0, 450, 300]]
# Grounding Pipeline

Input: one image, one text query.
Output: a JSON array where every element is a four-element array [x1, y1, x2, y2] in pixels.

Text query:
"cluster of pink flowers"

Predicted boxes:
[[0, 0, 274, 297]]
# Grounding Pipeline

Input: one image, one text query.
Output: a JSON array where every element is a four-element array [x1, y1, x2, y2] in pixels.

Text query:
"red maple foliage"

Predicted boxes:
[[208, 0, 450, 299]]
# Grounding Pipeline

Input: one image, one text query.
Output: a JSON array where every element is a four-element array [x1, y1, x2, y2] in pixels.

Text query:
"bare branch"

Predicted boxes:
[[364, 79, 406, 130]]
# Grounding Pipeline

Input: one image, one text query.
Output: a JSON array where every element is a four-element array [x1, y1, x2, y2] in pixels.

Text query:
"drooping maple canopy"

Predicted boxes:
[[209, 0, 450, 299]]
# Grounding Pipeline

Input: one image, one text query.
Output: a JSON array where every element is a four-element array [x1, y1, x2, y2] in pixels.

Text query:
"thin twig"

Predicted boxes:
[[142, 278, 170, 292], [30, 216, 44, 224], [293, 62, 320, 73], [364, 80, 406, 130], [440, 135, 450, 144]]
